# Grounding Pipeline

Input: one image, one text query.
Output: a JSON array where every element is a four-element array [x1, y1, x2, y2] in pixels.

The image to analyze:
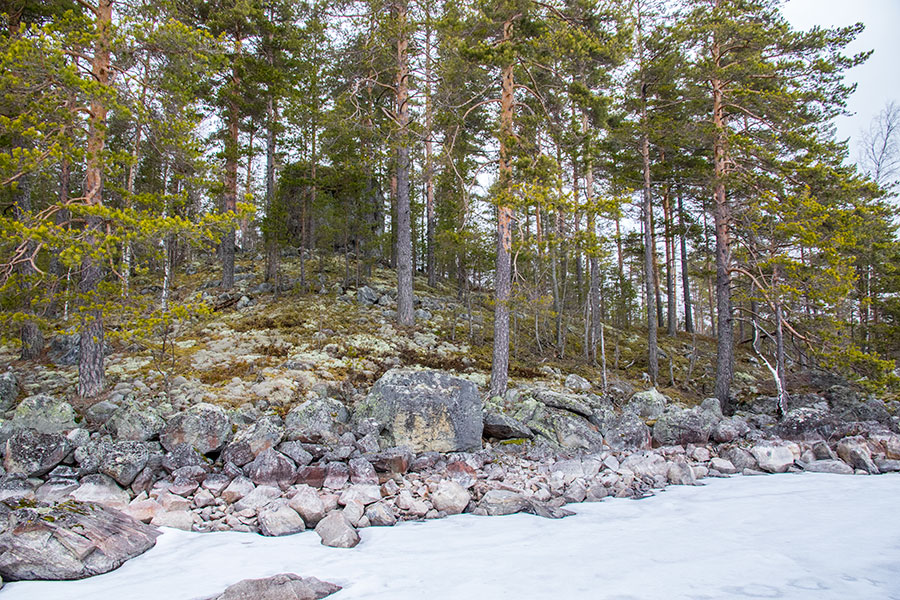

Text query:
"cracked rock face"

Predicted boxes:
[[0, 499, 160, 581]]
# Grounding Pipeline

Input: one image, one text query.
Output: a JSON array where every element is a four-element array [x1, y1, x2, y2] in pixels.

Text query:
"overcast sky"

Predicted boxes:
[[781, 0, 900, 155]]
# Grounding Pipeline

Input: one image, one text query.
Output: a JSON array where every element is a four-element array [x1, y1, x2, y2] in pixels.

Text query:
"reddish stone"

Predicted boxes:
[[296, 466, 326, 488]]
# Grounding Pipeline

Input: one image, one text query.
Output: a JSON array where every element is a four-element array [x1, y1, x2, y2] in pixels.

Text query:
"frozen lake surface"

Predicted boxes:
[[5, 472, 900, 600]]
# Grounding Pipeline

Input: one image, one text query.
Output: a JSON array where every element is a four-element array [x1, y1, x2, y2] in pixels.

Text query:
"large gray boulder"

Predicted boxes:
[[98, 441, 151, 486], [356, 369, 482, 453], [161, 403, 231, 455], [285, 398, 348, 444], [652, 408, 712, 446], [775, 403, 838, 440], [106, 402, 165, 442], [0, 370, 18, 413], [3, 430, 70, 477], [205, 573, 341, 600], [0, 395, 76, 443], [258, 501, 306, 537], [0, 500, 160, 581], [625, 389, 667, 420], [604, 412, 652, 450]]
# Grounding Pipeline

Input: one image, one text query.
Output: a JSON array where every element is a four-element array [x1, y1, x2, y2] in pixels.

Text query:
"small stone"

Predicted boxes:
[[750, 444, 797, 474], [802, 459, 854, 475], [709, 457, 737, 475], [208, 573, 341, 600], [667, 461, 696, 485]]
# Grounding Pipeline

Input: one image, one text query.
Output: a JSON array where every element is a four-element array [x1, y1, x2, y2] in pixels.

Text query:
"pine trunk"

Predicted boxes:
[[678, 194, 693, 333], [711, 72, 734, 409], [490, 20, 515, 398], [77, 0, 113, 398], [395, 0, 414, 327]]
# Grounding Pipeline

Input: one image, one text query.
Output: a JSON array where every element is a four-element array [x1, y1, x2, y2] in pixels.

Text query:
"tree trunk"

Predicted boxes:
[[14, 173, 43, 359], [662, 187, 676, 336], [395, 0, 414, 327], [637, 7, 658, 385], [221, 42, 241, 291], [678, 193, 693, 333], [264, 95, 279, 284], [424, 8, 436, 288], [711, 72, 734, 409], [490, 19, 515, 398], [78, 0, 113, 398]]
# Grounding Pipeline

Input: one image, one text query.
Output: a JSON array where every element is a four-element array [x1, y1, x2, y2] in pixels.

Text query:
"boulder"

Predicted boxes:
[[163, 443, 207, 473], [652, 408, 711, 446], [429, 480, 470, 515], [709, 457, 737, 475], [482, 412, 533, 440], [357, 369, 482, 453], [364, 501, 397, 527], [106, 402, 165, 442], [719, 446, 758, 471], [0, 370, 19, 413], [802, 459, 854, 475], [338, 485, 381, 507], [98, 441, 150, 487], [357, 286, 379, 306], [564, 374, 592, 393], [620, 452, 669, 484], [711, 417, 749, 443], [826, 386, 892, 425], [68, 474, 131, 510], [533, 390, 593, 418], [258, 501, 306, 537], [348, 457, 378, 485], [667, 460, 697, 485], [244, 449, 296, 489], [0, 500, 160, 581], [288, 485, 326, 526], [2, 395, 76, 440], [3, 430, 70, 477], [150, 511, 194, 531], [160, 403, 231, 455], [750, 444, 797, 473], [604, 412, 652, 450], [206, 573, 341, 600], [222, 416, 285, 466], [476, 490, 528, 516], [233, 485, 281, 513], [84, 401, 119, 424], [314, 511, 360, 548], [775, 403, 838, 440], [221, 476, 255, 504], [836, 436, 879, 474], [285, 398, 349, 444], [625, 389, 667, 420]]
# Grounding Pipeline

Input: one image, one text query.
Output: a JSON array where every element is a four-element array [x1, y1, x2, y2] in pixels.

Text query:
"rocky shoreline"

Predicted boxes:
[[1, 366, 898, 589]]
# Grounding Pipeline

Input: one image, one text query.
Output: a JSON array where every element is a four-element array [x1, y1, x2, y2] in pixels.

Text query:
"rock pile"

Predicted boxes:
[[1, 367, 898, 576]]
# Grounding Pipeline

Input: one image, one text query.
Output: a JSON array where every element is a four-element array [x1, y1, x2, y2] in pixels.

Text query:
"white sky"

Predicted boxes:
[[781, 0, 900, 153]]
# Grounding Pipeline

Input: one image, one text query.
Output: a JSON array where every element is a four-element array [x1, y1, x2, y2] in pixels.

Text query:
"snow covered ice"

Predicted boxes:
[[5, 473, 900, 600]]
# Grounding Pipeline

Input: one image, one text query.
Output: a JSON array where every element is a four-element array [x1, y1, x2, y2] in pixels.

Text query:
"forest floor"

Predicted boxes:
[[1, 250, 802, 413]]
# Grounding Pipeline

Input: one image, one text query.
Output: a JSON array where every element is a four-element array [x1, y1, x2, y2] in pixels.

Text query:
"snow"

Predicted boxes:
[[5, 473, 900, 600]]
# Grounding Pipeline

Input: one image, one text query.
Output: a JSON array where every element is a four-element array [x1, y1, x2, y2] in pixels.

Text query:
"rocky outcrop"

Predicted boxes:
[[356, 369, 483, 453], [205, 573, 341, 600], [0, 499, 160, 581]]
